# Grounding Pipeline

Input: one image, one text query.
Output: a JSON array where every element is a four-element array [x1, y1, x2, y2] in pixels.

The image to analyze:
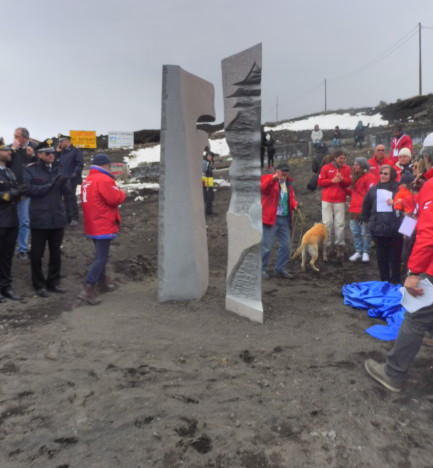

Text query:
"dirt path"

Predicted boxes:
[[1, 157, 433, 467]]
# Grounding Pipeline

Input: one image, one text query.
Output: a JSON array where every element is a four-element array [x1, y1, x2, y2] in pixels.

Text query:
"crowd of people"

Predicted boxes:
[[261, 127, 433, 392], [0, 127, 126, 305]]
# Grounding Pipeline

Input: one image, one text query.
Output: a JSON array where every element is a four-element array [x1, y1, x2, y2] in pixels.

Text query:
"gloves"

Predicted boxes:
[[52, 175, 69, 187], [17, 184, 31, 195]]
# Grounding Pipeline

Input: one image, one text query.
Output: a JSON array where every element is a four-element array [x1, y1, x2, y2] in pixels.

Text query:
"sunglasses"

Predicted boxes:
[[380, 172, 390, 175]]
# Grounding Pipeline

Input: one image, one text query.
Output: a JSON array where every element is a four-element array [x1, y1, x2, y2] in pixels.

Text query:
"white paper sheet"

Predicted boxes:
[[400, 279, 433, 313], [398, 216, 417, 237], [376, 189, 393, 212]]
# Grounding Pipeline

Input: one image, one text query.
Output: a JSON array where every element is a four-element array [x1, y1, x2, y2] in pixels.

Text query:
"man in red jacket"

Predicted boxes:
[[368, 144, 395, 184], [261, 162, 298, 279], [318, 150, 351, 259], [389, 123, 413, 165], [365, 133, 433, 392], [78, 153, 127, 305]]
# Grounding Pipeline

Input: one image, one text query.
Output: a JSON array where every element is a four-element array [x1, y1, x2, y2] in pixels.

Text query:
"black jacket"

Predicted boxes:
[[56, 145, 84, 183], [23, 160, 70, 230], [362, 180, 402, 237], [0, 167, 19, 228], [7, 141, 37, 183]]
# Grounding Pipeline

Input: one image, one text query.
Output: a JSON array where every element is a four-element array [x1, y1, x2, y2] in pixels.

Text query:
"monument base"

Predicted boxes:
[[225, 294, 263, 324]]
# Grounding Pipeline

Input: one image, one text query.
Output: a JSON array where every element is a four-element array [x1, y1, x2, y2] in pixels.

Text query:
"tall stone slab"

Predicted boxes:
[[222, 44, 263, 323], [158, 65, 215, 301]]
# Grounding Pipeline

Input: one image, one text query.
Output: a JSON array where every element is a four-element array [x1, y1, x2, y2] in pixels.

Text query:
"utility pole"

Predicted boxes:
[[276, 96, 279, 123], [324, 79, 327, 112], [419, 22, 422, 95]]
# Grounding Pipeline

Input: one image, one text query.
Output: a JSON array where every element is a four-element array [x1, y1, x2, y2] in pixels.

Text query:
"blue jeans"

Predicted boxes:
[[349, 218, 371, 254], [85, 238, 111, 285], [17, 197, 30, 253], [262, 216, 291, 273]]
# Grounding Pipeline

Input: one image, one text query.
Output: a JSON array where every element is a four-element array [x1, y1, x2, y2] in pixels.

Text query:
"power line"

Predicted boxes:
[[329, 24, 418, 82]]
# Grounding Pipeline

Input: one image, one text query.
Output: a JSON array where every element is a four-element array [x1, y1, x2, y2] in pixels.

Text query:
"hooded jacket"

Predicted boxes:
[[81, 166, 126, 238], [261, 174, 298, 226]]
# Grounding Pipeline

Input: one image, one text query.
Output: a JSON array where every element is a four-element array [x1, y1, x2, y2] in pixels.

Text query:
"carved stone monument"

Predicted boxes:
[[158, 65, 215, 301], [222, 44, 264, 323]]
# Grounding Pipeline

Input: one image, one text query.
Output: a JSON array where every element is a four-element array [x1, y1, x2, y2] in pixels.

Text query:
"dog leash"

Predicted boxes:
[[291, 207, 305, 252]]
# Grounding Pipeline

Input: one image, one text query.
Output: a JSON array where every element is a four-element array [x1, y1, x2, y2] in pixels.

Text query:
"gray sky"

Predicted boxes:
[[3, 0, 433, 140]]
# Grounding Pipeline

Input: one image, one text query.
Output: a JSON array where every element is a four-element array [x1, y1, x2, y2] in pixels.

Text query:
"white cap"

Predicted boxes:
[[423, 132, 433, 147], [398, 147, 412, 158]]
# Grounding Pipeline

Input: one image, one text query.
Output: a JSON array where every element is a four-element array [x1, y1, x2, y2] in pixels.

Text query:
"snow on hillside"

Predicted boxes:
[[266, 112, 388, 132], [125, 111, 388, 166]]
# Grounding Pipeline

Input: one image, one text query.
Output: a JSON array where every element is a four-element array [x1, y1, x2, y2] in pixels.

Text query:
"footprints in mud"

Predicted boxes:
[[175, 417, 212, 454]]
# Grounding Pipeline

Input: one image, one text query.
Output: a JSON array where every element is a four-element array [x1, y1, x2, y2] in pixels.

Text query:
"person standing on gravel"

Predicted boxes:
[[79, 154, 127, 305], [318, 150, 351, 260], [365, 134, 433, 392], [261, 162, 298, 279], [56, 135, 84, 226]]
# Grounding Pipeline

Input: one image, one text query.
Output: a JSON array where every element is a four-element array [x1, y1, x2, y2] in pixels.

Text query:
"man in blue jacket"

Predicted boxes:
[[56, 135, 84, 226]]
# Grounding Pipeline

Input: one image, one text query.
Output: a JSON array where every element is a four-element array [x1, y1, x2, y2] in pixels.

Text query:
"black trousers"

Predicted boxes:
[[0, 227, 18, 290], [64, 182, 79, 222], [203, 187, 214, 215], [374, 235, 404, 284], [30, 228, 64, 290]]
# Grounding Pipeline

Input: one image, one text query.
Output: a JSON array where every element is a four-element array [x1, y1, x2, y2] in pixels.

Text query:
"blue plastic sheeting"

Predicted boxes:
[[342, 281, 406, 341]]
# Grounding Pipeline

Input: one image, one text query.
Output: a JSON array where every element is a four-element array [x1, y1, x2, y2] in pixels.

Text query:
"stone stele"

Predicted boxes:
[[222, 44, 264, 323], [158, 65, 215, 301]]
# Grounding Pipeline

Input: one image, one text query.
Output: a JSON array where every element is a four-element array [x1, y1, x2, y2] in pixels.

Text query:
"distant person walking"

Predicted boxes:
[[202, 152, 215, 216], [79, 154, 127, 305], [354, 121, 369, 148]]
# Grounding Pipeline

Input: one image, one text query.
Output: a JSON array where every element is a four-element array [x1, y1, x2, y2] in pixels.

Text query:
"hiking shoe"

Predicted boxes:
[[362, 252, 370, 263], [262, 271, 270, 280], [349, 252, 362, 262], [78, 285, 101, 305], [276, 270, 294, 279], [18, 252, 29, 262], [365, 359, 401, 393], [336, 245, 345, 258]]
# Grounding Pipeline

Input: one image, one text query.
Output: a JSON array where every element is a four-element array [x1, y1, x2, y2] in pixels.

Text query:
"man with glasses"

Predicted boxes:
[[261, 162, 298, 279], [368, 144, 395, 184], [8, 128, 37, 261]]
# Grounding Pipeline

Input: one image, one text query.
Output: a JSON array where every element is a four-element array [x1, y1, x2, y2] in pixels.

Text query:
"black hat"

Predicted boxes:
[[400, 172, 415, 186], [58, 134, 70, 141], [36, 138, 55, 153], [0, 144, 12, 152], [276, 162, 290, 171], [92, 153, 112, 166]]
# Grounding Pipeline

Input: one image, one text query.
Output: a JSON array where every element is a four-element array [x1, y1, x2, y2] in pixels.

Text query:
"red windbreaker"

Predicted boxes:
[[368, 156, 395, 184], [261, 174, 298, 225], [348, 172, 375, 214], [389, 134, 413, 164], [81, 166, 127, 238], [317, 162, 351, 203], [407, 169, 433, 275]]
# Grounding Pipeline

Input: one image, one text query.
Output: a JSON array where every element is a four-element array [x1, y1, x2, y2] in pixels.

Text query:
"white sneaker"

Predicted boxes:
[[362, 252, 370, 262], [349, 252, 362, 262]]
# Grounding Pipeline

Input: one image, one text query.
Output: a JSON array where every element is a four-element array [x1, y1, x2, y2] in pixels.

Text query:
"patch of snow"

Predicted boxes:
[[124, 146, 160, 168], [265, 112, 388, 132]]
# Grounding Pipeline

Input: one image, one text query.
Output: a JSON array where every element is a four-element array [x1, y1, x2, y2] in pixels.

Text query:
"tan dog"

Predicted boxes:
[[291, 223, 329, 272]]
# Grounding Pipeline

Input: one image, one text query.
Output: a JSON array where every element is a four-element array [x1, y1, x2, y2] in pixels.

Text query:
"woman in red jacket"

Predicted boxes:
[[78, 154, 127, 304], [348, 157, 374, 262], [318, 150, 351, 259]]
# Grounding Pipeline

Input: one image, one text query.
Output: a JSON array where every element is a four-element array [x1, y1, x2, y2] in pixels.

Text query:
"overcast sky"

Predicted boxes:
[[3, 0, 433, 140]]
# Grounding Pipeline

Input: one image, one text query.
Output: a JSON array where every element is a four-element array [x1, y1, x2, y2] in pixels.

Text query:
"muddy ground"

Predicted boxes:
[[1, 153, 433, 468]]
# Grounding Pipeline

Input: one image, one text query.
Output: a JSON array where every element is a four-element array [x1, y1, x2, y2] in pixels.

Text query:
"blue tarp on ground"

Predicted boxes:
[[341, 281, 406, 341]]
